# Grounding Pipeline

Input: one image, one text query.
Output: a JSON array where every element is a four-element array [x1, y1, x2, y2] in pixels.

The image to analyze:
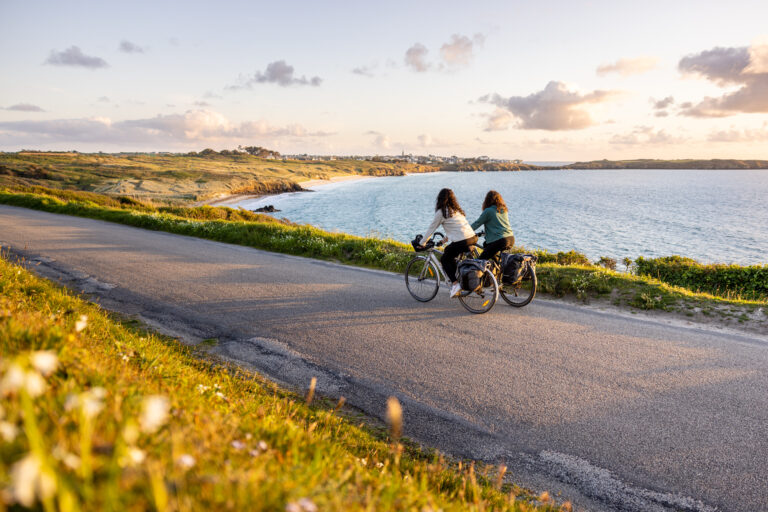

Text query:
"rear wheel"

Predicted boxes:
[[458, 269, 498, 314], [499, 268, 537, 307], [405, 256, 440, 302]]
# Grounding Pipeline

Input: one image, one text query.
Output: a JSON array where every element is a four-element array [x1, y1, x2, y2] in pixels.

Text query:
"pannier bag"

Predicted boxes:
[[501, 254, 535, 284], [457, 259, 487, 292]]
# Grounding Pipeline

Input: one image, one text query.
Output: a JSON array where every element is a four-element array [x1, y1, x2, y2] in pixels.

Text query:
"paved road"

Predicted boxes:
[[2, 205, 767, 512]]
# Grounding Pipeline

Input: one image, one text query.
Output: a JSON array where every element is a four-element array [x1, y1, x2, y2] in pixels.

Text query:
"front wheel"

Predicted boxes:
[[405, 256, 440, 302], [458, 270, 498, 314], [500, 268, 537, 307]]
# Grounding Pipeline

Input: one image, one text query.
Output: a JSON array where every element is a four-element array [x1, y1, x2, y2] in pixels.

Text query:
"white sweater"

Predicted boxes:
[[422, 210, 476, 244]]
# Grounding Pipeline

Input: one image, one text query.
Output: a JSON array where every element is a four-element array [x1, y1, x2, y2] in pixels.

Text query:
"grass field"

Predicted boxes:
[[0, 152, 437, 203], [0, 253, 563, 511]]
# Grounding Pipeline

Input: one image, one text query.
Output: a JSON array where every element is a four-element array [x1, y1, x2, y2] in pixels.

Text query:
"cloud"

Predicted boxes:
[[651, 96, 674, 110], [404, 43, 430, 72], [365, 130, 392, 150], [609, 126, 686, 145], [229, 60, 321, 89], [352, 65, 375, 77], [440, 33, 484, 68], [4, 103, 45, 112], [0, 109, 334, 148], [417, 134, 432, 146], [193, 101, 210, 107], [596, 56, 658, 77], [405, 34, 485, 73], [119, 40, 145, 54], [707, 123, 768, 142], [678, 41, 768, 117], [478, 81, 619, 131], [97, 96, 110, 103], [45, 46, 108, 69]]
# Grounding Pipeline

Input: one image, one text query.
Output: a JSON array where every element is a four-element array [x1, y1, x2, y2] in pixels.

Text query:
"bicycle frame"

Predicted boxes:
[[417, 248, 453, 285]]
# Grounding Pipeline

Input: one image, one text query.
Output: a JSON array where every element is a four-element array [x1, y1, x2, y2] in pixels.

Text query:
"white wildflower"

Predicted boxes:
[[0, 363, 24, 395], [0, 421, 18, 442], [376, 461, 384, 468], [231, 440, 245, 450], [359, 457, 367, 466], [10, 454, 57, 507], [127, 448, 145, 465], [175, 454, 195, 470], [215, 391, 227, 401], [64, 388, 106, 419], [30, 351, 59, 376], [139, 395, 169, 434], [257, 440, 268, 451], [286, 497, 318, 512], [23, 371, 47, 398], [196, 384, 209, 394], [74, 315, 88, 333]]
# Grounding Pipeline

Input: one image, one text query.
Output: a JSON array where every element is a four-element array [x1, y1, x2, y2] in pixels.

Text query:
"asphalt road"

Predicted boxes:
[[2, 205, 767, 512]]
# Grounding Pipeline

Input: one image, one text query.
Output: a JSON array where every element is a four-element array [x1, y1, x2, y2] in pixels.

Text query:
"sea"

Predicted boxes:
[[235, 169, 768, 265]]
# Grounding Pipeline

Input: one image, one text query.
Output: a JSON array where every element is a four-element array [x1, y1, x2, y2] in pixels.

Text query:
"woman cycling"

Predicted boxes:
[[471, 190, 515, 261], [420, 188, 478, 298]]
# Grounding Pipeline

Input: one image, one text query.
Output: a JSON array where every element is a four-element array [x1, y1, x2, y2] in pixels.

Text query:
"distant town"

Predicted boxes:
[[281, 152, 523, 165]]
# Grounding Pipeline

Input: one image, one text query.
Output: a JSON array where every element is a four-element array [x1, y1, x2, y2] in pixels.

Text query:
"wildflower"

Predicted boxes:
[[358, 457, 367, 466], [74, 315, 88, 333], [257, 440, 268, 451], [196, 384, 210, 394], [231, 440, 245, 450], [10, 454, 56, 507], [22, 371, 47, 398], [0, 363, 24, 396], [65, 388, 106, 419], [286, 498, 318, 512], [30, 351, 58, 376], [139, 395, 169, 434], [215, 391, 227, 401], [122, 423, 140, 444], [175, 454, 195, 470], [127, 448, 146, 465], [0, 421, 18, 442], [376, 462, 384, 468]]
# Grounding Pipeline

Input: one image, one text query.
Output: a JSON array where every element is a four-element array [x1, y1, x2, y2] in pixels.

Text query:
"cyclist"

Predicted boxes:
[[419, 188, 477, 298], [471, 190, 515, 261]]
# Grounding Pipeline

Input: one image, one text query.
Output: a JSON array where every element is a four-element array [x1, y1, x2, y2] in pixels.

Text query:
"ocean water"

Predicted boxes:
[[237, 170, 768, 265]]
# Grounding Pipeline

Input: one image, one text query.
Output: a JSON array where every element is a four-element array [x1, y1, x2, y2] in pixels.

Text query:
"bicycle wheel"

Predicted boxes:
[[405, 256, 440, 302], [458, 269, 498, 314], [499, 268, 537, 307]]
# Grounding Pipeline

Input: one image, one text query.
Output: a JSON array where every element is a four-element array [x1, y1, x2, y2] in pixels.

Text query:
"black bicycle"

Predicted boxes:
[[474, 231, 537, 308]]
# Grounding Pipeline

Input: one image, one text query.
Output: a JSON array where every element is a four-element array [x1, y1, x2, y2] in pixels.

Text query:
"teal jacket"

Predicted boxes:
[[470, 206, 514, 243]]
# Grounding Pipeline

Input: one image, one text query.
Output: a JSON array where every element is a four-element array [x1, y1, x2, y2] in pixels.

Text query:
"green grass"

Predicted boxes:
[[0, 254, 560, 511]]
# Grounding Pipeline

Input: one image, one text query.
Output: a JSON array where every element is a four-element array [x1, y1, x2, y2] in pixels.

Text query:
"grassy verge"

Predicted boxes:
[[1, 187, 765, 327], [0, 254, 560, 510]]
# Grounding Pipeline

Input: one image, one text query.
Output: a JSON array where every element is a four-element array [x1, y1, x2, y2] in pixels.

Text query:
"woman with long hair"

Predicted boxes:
[[420, 188, 478, 297], [471, 190, 515, 261]]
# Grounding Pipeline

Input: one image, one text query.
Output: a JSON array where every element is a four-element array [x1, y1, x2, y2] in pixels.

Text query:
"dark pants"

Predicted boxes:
[[441, 236, 478, 282], [479, 236, 515, 261]]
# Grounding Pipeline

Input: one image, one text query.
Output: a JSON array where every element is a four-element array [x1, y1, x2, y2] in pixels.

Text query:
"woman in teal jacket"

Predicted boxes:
[[470, 190, 515, 260]]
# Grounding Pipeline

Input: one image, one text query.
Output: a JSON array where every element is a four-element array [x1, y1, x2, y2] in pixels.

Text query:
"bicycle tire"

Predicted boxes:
[[405, 256, 440, 302], [458, 269, 498, 314], [499, 267, 537, 307]]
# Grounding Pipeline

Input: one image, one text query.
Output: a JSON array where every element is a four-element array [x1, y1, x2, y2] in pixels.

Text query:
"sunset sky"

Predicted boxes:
[[2, 0, 768, 160]]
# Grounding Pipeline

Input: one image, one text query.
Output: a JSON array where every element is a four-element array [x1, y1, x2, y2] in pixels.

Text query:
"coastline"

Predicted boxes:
[[200, 174, 376, 208]]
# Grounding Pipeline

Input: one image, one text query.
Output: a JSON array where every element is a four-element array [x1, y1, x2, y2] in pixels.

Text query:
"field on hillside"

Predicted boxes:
[[0, 152, 437, 204]]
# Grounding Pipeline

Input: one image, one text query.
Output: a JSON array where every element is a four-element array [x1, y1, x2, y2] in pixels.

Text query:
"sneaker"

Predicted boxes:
[[450, 282, 462, 298]]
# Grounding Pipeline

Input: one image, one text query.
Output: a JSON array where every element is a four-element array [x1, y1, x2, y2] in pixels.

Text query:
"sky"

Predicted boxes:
[[1, 0, 768, 160]]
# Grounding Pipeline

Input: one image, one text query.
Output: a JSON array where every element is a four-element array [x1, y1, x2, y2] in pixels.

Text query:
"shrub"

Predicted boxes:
[[635, 256, 768, 301]]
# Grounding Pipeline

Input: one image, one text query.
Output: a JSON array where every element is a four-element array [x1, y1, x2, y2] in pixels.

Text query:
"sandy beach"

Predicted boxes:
[[202, 174, 375, 208]]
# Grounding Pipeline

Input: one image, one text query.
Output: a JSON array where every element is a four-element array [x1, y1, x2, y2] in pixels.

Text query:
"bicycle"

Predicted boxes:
[[474, 231, 537, 308], [405, 232, 499, 314]]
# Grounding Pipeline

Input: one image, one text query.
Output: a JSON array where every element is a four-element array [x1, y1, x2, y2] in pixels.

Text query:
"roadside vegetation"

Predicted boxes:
[[1, 187, 766, 331], [0, 254, 563, 511]]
